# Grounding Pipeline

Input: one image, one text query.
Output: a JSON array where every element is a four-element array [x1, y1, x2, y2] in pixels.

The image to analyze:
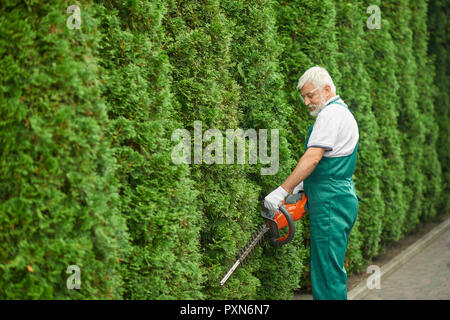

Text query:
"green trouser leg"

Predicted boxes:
[[308, 181, 358, 300]]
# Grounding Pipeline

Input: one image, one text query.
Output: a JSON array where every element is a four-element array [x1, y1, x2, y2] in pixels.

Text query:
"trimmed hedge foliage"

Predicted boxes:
[[0, 0, 447, 299]]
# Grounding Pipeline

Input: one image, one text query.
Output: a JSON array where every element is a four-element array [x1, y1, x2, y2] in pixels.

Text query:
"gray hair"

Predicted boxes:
[[297, 66, 336, 94]]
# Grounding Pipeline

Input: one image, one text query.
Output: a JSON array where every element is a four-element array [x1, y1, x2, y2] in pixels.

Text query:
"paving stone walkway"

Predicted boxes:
[[362, 227, 450, 300]]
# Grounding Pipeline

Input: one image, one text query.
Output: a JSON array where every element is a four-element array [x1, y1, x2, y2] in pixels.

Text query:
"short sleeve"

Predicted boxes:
[[307, 111, 339, 151]]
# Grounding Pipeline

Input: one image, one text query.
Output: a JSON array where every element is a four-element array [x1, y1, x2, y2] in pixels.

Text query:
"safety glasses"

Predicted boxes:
[[299, 86, 321, 104]]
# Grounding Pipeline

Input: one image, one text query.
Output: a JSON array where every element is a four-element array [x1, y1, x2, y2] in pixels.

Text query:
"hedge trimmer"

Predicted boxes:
[[219, 192, 308, 286]]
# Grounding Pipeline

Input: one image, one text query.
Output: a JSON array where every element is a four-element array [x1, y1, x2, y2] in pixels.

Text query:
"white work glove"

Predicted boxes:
[[292, 181, 304, 194], [264, 186, 289, 212]]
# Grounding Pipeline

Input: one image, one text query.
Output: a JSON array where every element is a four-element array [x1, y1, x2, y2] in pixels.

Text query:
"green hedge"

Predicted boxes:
[[334, 0, 380, 271], [363, 0, 407, 255], [94, 1, 204, 299], [0, 0, 447, 299], [428, 0, 449, 214], [0, 0, 129, 299]]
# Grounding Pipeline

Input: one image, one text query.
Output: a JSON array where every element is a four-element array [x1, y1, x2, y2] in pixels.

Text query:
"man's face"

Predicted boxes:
[[300, 83, 326, 117]]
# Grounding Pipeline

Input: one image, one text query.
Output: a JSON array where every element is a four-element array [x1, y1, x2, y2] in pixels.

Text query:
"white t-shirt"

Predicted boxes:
[[307, 96, 359, 158]]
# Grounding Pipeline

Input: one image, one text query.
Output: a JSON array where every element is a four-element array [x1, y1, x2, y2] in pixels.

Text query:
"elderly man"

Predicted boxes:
[[264, 66, 359, 300]]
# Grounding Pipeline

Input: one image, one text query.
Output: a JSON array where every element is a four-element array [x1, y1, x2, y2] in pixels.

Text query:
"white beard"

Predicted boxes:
[[309, 95, 326, 117]]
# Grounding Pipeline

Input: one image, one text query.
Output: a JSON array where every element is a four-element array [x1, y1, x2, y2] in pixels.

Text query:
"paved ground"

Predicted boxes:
[[362, 227, 450, 300], [293, 215, 450, 300]]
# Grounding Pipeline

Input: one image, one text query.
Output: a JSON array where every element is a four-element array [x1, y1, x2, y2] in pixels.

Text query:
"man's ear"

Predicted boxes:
[[322, 84, 333, 100]]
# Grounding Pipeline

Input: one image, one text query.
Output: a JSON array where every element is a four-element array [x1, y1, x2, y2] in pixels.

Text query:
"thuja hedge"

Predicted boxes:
[[0, 0, 447, 299], [410, 0, 442, 223], [363, 0, 407, 256], [163, 0, 267, 299], [224, 0, 315, 299], [428, 0, 449, 214], [333, 0, 381, 272], [0, 0, 129, 299], [93, 0, 204, 299]]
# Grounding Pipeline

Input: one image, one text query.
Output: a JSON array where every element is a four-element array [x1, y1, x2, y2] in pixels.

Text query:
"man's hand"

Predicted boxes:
[[264, 186, 289, 212]]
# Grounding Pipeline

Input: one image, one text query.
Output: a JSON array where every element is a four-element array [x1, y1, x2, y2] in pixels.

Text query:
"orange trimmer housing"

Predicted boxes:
[[277, 193, 307, 229], [261, 192, 307, 246]]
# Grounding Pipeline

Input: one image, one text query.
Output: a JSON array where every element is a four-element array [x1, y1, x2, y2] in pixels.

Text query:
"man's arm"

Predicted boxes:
[[281, 147, 325, 193]]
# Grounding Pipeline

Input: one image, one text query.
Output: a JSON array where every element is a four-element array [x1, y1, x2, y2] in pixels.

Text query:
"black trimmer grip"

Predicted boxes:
[[274, 205, 295, 246]]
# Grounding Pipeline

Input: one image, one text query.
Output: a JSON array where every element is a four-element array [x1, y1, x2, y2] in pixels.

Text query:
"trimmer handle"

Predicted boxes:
[[275, 205, 295, 246], [261, 192, 307, 246]]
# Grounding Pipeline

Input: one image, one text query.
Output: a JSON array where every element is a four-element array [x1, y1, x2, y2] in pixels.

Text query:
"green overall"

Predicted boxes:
[[303, 97, 359, 300]]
